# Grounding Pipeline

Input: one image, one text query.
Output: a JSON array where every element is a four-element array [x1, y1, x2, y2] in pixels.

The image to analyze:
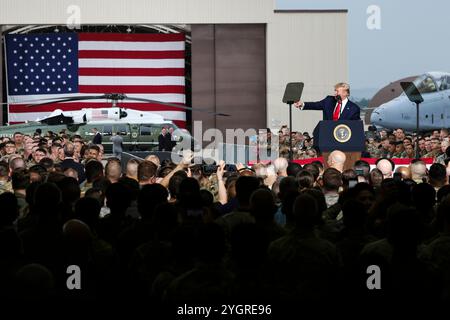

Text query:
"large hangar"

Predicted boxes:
[[0, 0, 347, 135]]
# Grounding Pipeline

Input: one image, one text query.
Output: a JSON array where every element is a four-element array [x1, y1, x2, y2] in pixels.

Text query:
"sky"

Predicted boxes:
[[277, 0, 450, 97]]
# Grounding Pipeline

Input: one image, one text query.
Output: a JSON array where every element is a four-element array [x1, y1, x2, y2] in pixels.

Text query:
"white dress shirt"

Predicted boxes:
[[334, 98, 348, 118]]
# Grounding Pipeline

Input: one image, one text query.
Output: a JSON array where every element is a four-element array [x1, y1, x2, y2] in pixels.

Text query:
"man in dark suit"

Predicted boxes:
[[92, 128, 102, 145], [158, 127, 173, 151], [60, 142, 86, 183], [294, 82, 360, 121]]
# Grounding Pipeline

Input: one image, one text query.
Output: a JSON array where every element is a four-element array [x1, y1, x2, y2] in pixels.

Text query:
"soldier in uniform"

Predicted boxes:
[[0, 162, 13, 194], [392, 141, 407, 158], [0, 141, 18, 163], [366, 137, 382, 158], [424, 138, 442, 159], [13, 132, 25, 155]]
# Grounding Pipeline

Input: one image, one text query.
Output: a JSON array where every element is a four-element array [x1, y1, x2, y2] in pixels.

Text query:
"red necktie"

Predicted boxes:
[[333, 100, 342, 121]]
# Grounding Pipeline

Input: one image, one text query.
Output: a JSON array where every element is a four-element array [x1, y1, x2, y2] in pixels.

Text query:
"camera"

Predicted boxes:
[[202, 164, 218, 175], [224, 164, 237, 172]]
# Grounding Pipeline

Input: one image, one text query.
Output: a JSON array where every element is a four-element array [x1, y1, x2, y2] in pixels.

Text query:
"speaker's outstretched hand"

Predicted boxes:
[[294, 100, 303, 108]]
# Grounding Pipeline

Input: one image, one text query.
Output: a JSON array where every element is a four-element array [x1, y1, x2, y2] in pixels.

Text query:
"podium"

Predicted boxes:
[[314, 120, 365, 170]]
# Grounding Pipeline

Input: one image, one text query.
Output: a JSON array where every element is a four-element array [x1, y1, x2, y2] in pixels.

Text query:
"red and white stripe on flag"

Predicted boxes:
[[91, 109, 109, 120], [6, 33, 186, 128]]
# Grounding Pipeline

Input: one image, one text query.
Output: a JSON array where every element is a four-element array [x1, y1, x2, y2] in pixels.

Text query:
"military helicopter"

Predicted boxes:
[[0, 93, 230, 153]]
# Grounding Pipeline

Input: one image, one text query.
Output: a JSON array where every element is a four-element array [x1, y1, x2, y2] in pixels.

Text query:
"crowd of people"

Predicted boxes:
[[1, 128, 450, 312], [274, 126, 450, 162]]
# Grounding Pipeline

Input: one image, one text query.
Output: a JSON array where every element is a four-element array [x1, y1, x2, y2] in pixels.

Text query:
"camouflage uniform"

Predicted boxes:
[[15, 192, 29, 219], [26, 160, 39, 169], [419, 149, 428, 157], [0, 180, 13, 195], [0, 154, 15, 164], [16, 145, 25, 156], [424, 149, 440, 159], [80, 182, 93, 198], [204, 174, 219, 202], [392, 151, 407, 158], [367, 144, 382, 158], [378, 147, 391, 159], [435, 153, 447, 165]]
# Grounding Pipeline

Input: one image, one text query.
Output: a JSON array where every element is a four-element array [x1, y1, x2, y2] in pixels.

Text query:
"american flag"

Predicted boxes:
[[5, 32, 186, 127], [91, 109, 109, 120]]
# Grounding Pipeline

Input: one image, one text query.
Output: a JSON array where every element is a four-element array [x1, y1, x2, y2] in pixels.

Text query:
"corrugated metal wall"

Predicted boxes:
[[266, 11, 348, 134], [0, 0, 273, 24]]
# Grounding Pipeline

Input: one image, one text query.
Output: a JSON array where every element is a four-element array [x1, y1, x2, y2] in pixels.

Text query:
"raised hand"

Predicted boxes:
[[293, 100, 303, 108], [216, 160, 225, 180]]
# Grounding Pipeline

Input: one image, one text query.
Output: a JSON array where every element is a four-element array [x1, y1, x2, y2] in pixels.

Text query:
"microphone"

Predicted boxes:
[[336, 95, 342, 102]]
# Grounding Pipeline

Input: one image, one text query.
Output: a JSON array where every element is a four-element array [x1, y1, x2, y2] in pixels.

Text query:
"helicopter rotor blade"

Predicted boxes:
[[20, 93, 125, 104], [123, 96, 231, 117], [24, 95, 109, 107], [15, 93, 230, 116]]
